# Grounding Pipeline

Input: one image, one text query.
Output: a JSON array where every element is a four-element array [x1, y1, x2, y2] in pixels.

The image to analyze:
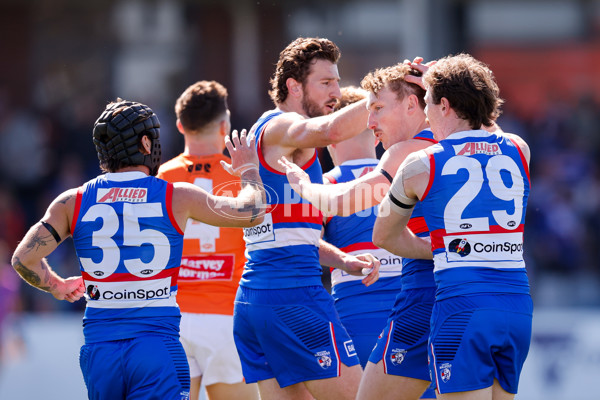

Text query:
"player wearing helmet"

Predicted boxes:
[[11, 99, 266, 400]]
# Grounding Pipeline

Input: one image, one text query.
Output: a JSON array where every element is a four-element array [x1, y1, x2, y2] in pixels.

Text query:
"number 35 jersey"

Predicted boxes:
[[419, 130, 531, 300], [71, 171, 184, 344]]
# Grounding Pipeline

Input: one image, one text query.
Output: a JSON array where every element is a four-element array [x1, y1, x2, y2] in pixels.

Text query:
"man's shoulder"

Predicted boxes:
[[259, 109, 303, 136], [158, 154, 186, 171], [385, 137, 432, 158]]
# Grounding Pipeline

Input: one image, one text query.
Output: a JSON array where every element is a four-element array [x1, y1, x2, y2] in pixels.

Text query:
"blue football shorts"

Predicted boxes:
[[428, 294, 533, 395], [339, 313, 388, 369], [368, 287, 435, 382], [233, 285, 360, 387], [79, 334, 190, 400]]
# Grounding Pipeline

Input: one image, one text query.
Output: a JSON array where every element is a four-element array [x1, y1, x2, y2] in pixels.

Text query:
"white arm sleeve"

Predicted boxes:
[[387, 150, 430, 215]]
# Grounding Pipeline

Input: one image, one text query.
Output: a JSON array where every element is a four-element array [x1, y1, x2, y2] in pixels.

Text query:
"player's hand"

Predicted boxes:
[[221, 129, 259, 176], [278, 156, 310, 197], [52, 276, 85, 302], [403, 57, 436, 89], [341, 253, 380, 287]]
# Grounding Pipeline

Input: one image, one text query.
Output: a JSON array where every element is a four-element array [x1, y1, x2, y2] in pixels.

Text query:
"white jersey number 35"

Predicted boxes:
[[79, 203, 170, 278]]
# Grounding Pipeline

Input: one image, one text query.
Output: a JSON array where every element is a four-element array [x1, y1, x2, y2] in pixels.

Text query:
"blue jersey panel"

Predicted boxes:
[[420, 130, 531, 300], [323, 159, 403, 318], [241, 110, 324, 289], [72, 171, 184, 343]]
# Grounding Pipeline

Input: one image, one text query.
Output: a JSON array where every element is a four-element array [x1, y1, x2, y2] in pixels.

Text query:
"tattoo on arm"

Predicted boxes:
[[57, 193, 74, 205], [235, 203, 263, 222], [239, 177, 265, 222], [12, 257, 53, 291], [24, 226, 54, 254]]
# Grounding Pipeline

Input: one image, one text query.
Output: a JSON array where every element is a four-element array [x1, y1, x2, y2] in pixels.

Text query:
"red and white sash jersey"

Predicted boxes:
[[158, 153, 246, 316], [419, 130, 531, 300], [241, 109, 324, 289], [71, 171, 184, 343], [323, 158, 403, 319]]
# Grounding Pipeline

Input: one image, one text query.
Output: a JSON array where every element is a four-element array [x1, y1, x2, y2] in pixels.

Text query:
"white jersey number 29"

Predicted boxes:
[[79, 203, 170, 278], [442, 155, 525, 233]]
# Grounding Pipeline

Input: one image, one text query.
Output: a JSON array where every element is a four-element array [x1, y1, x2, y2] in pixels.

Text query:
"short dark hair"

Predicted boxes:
[[269, 37, 341, 106], [175, 80, 228, 133], [361, 63, 426, 109], [423, 53, 503, 129]]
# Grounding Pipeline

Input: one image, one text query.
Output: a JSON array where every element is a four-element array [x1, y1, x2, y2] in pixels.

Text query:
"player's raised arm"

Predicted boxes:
[[373, 151, 432, 260], [173, 129, 266, 228], [265, 98, 369, 149], [280, 138, 429, 216]]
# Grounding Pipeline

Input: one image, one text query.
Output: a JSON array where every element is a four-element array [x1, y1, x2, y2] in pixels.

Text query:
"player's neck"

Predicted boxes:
[[416, 119, 430, 134], [334, 149, 376, 165], [116, 165, 150, 175], [278, 100, 308, 118], [183, 133, 224, 156]]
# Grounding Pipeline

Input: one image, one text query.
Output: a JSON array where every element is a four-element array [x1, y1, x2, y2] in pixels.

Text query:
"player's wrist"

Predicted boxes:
[[235, 163, 259, 176]]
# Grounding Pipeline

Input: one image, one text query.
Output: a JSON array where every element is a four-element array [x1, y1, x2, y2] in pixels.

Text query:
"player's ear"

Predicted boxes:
[[287, 78, 302, 98], [219, 120, 229, 138], [176, 119, 185, 135], [406, 94, 419, 113], [141, 135, 152, 155], [440, 97, 451, 115]]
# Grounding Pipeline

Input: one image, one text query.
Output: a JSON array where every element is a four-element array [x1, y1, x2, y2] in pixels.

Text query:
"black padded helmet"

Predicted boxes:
[[92, 99, 162, 176]]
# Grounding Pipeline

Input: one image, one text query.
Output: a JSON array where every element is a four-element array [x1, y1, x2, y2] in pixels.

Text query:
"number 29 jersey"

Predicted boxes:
[[71, 171, 184, 344], [420, 130, 531, 300]]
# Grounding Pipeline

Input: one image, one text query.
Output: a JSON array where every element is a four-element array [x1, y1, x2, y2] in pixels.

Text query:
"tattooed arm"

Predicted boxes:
[[170, 128, 267, 229], [11, 188, 85, 302], [171, 168, 266, 229]]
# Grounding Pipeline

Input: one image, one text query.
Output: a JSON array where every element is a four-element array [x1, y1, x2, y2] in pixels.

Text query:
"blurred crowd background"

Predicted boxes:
[[1, 0, 600, 381]]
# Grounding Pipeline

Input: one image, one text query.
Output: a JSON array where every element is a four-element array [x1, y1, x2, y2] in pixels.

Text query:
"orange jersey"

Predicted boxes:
[[158, 153, 245, 315]]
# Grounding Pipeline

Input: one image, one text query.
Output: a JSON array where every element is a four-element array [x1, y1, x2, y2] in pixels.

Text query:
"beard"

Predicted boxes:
[[301, 88, 332, 118]]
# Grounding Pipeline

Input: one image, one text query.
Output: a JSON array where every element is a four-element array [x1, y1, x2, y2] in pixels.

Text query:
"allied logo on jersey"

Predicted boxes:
[[390, 348, 407, 366], [97, 187, 148, 203], [440, 363, 452, 383], [453, 142, 502, 156], [448, 238, 471, 257], [315, 351, 333, 369], [344, 340, 357, 357], [87, 284, 100, 300]]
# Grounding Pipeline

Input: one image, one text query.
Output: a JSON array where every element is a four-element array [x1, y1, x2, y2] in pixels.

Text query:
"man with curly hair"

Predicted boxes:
[[374, 54, 531, 400], [280, 62, 438, 400], [233, 37, 380, 400]]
